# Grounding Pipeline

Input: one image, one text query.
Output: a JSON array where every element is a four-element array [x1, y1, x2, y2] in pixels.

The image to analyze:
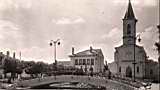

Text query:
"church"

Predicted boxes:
[[113, 0, 147, 78]]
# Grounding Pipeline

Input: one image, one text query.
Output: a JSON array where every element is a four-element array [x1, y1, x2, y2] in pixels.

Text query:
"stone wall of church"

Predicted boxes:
[[117, 62, 144, 78], [114, 45, 147, 78], [115, 45, 146, 63]]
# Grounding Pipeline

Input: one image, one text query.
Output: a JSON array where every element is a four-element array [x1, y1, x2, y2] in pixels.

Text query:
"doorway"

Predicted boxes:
[[126, 66, 132, 78]]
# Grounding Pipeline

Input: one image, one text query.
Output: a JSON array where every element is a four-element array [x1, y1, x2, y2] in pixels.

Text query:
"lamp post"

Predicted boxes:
[[133, 34, 141, 82], [49, 39, 60, 77]]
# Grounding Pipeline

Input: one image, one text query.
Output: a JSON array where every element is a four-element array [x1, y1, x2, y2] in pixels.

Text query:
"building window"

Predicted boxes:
[[119, 67, 121, 73], [79, 59, 82, 65], [127, 24, 131, 34], [150, 69, 153, 75], [87, 59, 90, 65], [83, 59, 86, 65], [91, 59, 94, 65], [137, 66, 139, 73], [75, 59, 78, 65]]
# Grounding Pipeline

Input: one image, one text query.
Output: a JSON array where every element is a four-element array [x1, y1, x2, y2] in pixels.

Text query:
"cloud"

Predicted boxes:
[[0, 0, 32, 11], [19, 46, 53, 63], [113, 0, 158, 7], [141, 26, 157, 40], [74, 17, 85, 23], [101, 28, 122, 45], [14, 0, 32, 9], [0, 0, 158, 63], [0, 20, 22, 39], [105, 28, 121, 38], [0, 20, 19, 30], [113, 0, 138, 5], [0, 0, 13, 11], [53, 16, 85, 25], [137, 26, 159, 60]]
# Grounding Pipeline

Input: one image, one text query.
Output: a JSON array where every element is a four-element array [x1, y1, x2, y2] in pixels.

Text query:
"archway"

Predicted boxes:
[[126, 66, 132, 78]]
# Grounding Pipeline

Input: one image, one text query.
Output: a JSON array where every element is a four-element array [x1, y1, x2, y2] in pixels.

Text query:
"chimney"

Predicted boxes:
[[6, 51, 10, 57], [72, 47, 74, 55], [13, 52, 16, 58], [90, 46, 93, 52]]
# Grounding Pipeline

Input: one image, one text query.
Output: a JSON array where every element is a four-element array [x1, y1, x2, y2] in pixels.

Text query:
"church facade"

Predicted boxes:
[[114, 0, 147, 78]]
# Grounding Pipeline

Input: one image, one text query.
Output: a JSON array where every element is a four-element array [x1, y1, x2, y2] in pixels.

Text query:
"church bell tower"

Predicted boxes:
[[123, 0, 137, 45]]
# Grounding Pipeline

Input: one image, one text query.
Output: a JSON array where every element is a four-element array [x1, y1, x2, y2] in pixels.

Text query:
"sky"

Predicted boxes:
[[0, 0, 159, 64]]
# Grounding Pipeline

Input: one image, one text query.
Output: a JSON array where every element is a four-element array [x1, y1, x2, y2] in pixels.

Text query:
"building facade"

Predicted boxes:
[[114, 0, 147, 78], [69, 47, 104, 73]]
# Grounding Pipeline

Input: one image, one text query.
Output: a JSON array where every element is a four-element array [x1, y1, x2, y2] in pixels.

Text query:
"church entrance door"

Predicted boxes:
[[126, 66, 132, 78]]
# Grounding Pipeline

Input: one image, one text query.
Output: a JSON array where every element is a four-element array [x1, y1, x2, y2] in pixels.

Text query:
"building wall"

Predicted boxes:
[[114, 45, 147, 78], [117, 61, 144, 78], [145, 61, 159, 81], [108, 62, 117, 74], [70, 55, 104, 73]]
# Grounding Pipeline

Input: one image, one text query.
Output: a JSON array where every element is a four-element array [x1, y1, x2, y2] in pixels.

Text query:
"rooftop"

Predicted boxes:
[[69, 47, 103, 57]]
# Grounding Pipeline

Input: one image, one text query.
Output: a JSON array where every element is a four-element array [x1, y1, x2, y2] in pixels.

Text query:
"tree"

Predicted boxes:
[[3, 58, 18, 82], [3, 59, 10, 78], [25, 61, 46, 77], [15, 61, 23, 79]]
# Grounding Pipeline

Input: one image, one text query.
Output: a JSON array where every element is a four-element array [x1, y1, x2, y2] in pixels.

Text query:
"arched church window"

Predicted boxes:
[[127, 24, 131, 34]]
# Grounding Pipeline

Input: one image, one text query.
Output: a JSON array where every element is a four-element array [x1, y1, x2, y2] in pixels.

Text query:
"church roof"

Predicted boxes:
[[124, 0, 136, 19]]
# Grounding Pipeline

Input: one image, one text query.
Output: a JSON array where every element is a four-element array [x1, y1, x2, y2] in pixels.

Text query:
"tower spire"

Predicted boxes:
[[124, 0, 136, 19]]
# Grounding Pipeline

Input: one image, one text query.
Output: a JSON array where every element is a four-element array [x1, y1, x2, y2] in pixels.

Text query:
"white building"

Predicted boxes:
[[69, 46, 104, 73], [113, 0, 147, 78]]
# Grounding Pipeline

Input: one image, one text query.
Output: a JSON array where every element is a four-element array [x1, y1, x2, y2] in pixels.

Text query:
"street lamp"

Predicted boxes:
[[49, 39, 60, 77], [133, 34, 141, 82]]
